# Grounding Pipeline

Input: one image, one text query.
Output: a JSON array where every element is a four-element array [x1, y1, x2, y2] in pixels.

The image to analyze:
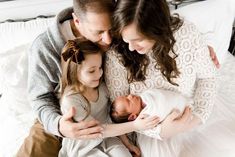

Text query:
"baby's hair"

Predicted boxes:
[[110, 100, 131, 123], [60, 38, 103, 120]]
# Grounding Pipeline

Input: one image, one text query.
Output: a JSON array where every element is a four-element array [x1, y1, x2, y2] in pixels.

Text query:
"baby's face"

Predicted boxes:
[[114, 94, 142, 116]]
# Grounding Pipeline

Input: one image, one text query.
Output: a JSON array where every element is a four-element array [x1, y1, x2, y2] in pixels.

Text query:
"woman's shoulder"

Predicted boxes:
[[175, 20, 201, 39], [106, 48, 121, 61], [173, 20, 205, 54]]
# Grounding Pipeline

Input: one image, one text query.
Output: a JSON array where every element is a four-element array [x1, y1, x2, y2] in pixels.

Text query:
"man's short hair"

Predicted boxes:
[[73, 0, 115, 19]]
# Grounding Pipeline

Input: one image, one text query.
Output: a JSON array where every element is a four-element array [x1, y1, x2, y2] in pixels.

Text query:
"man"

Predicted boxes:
[[17, 0, 114, 157]]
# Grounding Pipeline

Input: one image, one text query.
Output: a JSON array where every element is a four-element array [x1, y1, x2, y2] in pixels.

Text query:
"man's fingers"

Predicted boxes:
[[74, 127, 103, 139], [208, 45, 220, 68], [76, 119, 100, 129], [73, 123, 103, 135], [213, 56, 220, 68], [62, 106, 76, 121]]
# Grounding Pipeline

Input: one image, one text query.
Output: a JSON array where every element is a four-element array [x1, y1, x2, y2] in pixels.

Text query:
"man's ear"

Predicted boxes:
[[72, 13, 80, 24], [128, 114, 137, 121]]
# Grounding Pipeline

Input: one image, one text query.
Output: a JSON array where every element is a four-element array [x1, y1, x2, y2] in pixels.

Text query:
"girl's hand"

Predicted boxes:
[[119, 135, 141, 157], [133, 114, 160, 131], [160, 106, 198, 139], [126, 144, 141, 157]]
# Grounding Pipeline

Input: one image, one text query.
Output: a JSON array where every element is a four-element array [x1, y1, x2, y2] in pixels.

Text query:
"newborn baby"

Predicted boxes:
[[110, 89, 193, 139]]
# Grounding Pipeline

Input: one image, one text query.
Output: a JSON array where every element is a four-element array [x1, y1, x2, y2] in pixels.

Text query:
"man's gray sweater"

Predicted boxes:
[[28, 8, 73, 136]]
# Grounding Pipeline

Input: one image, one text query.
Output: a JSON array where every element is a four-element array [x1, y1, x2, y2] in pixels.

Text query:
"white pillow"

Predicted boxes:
[[0, 17, 54, 95], [0, 16, 55, 156], [0, 17, 54, 53], [0, 43, 31, 114], [0, 0, 72, 22], [172, 0, 235, 64], [0, 43, 36, 157]]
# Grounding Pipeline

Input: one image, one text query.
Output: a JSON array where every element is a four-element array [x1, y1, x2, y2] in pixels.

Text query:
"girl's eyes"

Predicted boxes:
[[89, 70, 95, 73], [88, 67, 102, 73]]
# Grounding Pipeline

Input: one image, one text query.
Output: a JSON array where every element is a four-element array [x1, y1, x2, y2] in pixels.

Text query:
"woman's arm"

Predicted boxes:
[[159, 23, 217, 139]]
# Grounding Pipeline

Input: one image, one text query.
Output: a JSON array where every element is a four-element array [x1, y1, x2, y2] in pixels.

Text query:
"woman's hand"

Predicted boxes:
[[133, 114, 160, 131], [160, 106, 198, 139], [59, 106, 103, 139]]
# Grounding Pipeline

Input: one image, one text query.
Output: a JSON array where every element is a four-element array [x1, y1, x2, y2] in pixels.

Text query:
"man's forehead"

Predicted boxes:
[[84, 12, 111, 29]]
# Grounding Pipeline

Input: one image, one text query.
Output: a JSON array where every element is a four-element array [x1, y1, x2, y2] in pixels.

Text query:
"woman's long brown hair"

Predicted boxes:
[[112, 0, 183, 85]]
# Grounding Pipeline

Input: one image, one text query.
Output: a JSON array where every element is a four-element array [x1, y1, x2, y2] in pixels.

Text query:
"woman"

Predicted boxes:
[[105, 0, 235, 156]]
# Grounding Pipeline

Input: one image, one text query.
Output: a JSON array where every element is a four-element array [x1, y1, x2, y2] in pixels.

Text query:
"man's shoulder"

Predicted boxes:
[[30, 22, 64, 57]]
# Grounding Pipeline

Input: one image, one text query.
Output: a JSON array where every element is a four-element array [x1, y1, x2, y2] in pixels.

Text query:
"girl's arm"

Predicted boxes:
[[102, 114, 159, 138]]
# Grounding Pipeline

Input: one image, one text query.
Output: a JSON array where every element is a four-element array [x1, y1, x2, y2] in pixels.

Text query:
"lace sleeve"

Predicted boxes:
[[104, 50, 130, 102], [192, 24, 217, 123], [137, 124, 163, 140]]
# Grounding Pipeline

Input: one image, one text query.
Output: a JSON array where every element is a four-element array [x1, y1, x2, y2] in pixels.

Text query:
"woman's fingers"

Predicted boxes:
[[178, 106, 192, 123]]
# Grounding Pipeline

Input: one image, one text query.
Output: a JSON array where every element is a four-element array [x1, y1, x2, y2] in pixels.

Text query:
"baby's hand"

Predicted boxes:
[[133, 114, 160, 131]]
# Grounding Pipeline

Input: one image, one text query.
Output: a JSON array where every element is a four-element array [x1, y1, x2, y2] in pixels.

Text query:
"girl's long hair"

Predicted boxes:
[[112, 0, 183, 85], [60, 38, 103, 120]]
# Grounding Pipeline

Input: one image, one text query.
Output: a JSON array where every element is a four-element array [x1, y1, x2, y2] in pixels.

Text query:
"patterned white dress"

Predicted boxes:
[[105, 21, 235, 157]]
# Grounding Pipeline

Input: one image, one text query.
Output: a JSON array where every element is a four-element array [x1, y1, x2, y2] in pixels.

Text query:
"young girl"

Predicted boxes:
[[58, 38, 159, 157]]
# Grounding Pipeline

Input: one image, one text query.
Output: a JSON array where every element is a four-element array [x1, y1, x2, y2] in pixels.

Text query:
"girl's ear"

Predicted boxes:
[[128, 114, 137, 121]]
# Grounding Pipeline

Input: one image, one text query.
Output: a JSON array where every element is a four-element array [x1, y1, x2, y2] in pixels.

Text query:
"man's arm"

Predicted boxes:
[[208, 46, 220, 68]]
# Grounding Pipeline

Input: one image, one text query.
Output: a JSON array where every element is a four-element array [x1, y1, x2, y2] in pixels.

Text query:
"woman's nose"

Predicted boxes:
[[128, 43, 135, 51]]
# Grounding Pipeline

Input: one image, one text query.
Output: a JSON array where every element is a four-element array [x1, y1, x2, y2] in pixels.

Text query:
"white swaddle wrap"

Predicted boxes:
[[140, 89, 192, 121], [137, 89, 193, 140]]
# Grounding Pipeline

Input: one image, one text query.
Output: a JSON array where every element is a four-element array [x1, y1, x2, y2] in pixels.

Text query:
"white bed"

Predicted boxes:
[[0, 0, 234, 156]]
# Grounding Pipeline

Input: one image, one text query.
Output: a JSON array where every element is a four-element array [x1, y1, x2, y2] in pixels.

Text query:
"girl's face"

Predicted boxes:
[[121, 23, 156, 54], [78, 53, 103, 88]]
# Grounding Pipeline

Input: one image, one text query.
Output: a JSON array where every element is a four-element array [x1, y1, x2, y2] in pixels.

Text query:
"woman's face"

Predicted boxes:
[[121, 23, 156, 54]]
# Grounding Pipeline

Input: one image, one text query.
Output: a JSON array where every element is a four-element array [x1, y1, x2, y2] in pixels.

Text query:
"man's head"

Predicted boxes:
[[72, 0, 115, 51], [110, 94, 143, 123]]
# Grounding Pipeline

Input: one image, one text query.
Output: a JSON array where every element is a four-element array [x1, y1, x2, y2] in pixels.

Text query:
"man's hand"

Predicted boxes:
[[59, 106, 103, 139], [208, 46, 220, 69]]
